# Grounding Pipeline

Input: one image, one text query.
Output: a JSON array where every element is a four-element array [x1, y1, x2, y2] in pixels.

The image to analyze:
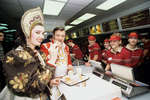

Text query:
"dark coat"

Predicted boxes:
[[3, 45, 55, 98]]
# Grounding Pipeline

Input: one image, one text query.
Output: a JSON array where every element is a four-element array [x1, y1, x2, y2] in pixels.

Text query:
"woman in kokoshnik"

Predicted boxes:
[[0, 7, 55, 100]]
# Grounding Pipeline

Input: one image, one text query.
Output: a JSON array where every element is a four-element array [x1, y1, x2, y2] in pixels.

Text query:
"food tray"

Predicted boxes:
[[61, 75, 89, 86]]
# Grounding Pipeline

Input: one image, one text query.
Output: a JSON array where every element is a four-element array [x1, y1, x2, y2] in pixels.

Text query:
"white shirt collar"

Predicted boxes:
[[126, 44, 139, 51]]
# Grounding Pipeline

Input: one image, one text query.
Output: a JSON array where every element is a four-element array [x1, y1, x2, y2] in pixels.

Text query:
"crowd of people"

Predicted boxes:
[[0, 7, 150, 100]]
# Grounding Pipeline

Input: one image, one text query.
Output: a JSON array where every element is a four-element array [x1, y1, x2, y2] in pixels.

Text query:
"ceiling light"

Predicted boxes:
[[71, 13, 96, 25], [78, 13, 96, 21], [65, 25, 74, 30], [43, 0, 66, 16], [96, 0, 127, 10], [70, 19, 84, 25], [56, 0, 68, 2]]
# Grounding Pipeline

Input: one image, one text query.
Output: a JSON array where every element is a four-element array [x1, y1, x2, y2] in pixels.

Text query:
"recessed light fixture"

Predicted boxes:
[[65, 25, 74, 30], [71, 13, 96, 25], [96, 0, 127, 11], [43, 0, 68, 16]]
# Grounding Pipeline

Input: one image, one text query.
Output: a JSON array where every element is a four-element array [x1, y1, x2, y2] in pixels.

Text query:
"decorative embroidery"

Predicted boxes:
[[31, 80, 38, 88], [6, 56, 14, 64], [24, 60, 32, 67], [41, 53, 47, 61], [38, 69, 52, 84], [18, 51, 32, 60], [9, 73, 28, 91], [56, 47, 68, 66]]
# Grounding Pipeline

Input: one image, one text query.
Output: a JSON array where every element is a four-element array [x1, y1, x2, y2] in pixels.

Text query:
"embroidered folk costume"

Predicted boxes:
[[0, 7, 54, 100]]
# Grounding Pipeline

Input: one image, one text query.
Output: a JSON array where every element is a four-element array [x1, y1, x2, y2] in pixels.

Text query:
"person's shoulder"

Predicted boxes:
[[94, 43, 99, 46], [6, 45, 22, 55], [12, 46, 32, 59], [92, 43, 100, 49], [74, 44, 79, 48], [41, 42, 52, 48], [122, 46, 130, 51], [65, 44, 69, 48], [121, 47, 132, 56]]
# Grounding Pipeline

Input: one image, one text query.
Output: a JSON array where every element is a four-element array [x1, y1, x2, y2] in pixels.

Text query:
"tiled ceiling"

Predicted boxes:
[[0, 0, 149, 31], [0, 0, 94, 30], [66, 0, 150, 26]]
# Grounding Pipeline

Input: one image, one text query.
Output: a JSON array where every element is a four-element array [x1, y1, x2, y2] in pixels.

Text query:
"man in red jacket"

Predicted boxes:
[[41, 27, 73, 77], [125, 32, 143, 67]]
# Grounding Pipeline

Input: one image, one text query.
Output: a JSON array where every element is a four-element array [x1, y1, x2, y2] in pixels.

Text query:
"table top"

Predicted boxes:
[[59, 73, 122, 100], [73, 65, 150, 100]]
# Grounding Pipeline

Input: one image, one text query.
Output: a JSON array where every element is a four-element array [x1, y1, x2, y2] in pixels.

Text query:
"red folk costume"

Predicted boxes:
[[107, 35, 132, 67], [88, 36, 101, 61], [40, 40, 72, 68]]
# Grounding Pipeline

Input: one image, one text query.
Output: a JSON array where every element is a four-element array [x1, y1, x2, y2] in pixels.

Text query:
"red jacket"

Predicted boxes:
[[88, 43, 101, 61], [107, 47, 132, 67], [40, 41, 72, 68], [102, 49, 110, 61], [126, 45, 143, 67], [71, 45, 83, 59]]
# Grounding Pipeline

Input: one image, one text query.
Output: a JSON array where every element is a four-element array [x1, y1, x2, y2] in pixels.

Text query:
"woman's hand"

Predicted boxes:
[[50, 78, 60, 86]]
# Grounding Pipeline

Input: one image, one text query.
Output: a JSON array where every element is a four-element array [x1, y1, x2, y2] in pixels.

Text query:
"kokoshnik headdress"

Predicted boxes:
[[21, 7, 44, 38]]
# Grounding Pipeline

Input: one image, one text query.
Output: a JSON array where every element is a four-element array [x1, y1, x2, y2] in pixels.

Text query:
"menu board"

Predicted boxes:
[[102, 19, 119, 32], [120, 9, 150, 29]]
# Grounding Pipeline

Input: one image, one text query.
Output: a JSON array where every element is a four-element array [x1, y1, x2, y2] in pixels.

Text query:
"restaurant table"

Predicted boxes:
[[61, 65, 150, 100], [58, 65, 122, 100], [59, 73, 122, 100]]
